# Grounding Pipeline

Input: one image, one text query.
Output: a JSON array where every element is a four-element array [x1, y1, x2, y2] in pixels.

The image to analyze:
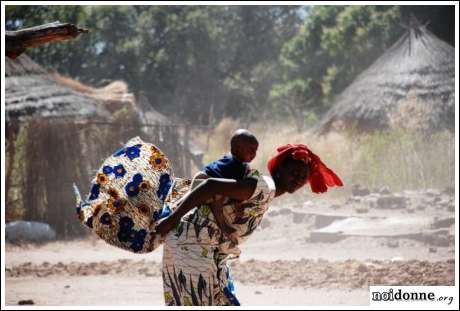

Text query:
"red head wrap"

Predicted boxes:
[[267, 143, 343, 193]]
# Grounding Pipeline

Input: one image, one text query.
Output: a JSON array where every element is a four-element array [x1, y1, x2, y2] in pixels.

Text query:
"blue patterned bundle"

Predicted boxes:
[[74, 136, 191, 253]]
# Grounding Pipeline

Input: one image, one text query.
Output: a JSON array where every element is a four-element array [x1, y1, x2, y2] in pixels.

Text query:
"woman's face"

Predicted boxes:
[[277, 160, 310, 193]]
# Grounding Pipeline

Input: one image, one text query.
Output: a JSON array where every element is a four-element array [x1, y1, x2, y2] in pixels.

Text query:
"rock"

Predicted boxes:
[[419, 231, 451, 247], [314, 215, 346, 229], [267, 210, 279, 217], [352, 184, 371, 197], [429, 247, 437, 253], [376, 195, 407, 209], [64, 285, 71, 289], [402, 190, 416, 197], [355, 194, 379, 208], [432, 197, 441, 203], [292, 212, 307, 224], [363, 197, 378, 208], [18, 300, 34, 305], [429, 236, 450, 247], [442, 186, 454, 195], [278, 208, 292, 215], [347, 196, 362, 204], [434, 229, 449, 236], [5, 221, 56, 243], [378, 186, 391, 195], [390, 257, 404, 262], [260, 218, 271, 229], [431, 218, 455, 229], [416, 204, 426, 211], [425, 189, 441, 197], [387, 240, 399, 248], [329, 204, 340, 210], [438, 198, 454, 209], [357, 264, 368, 273], [255, 291, 262, 295], [309, 231, 346, 243], [354, 205, 369, 214]]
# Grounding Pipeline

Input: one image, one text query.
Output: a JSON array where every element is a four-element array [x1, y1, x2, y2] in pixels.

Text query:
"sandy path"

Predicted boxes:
[[4, 189, 455, 307], [6, 275, 369, 306], [5, 251, 454, 306]]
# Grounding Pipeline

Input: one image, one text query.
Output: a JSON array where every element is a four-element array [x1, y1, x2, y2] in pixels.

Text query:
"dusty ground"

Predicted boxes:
[[4, 187, 456, 306]]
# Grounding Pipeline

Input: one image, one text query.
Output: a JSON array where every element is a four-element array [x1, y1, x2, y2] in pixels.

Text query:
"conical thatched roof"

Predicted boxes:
[[5, 54, 110, 122], [316, 23, 455, 133]]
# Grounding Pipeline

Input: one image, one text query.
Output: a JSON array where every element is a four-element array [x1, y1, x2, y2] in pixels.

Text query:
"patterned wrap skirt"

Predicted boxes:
[[162, 174, 276, 306]]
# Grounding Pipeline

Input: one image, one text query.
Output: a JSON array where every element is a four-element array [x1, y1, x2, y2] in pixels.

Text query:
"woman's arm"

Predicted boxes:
[[155, 178, 257, 236]]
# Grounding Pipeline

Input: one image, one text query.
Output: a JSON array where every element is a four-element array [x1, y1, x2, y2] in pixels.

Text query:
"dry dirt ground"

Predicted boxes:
[[5, 187, 456, 306]]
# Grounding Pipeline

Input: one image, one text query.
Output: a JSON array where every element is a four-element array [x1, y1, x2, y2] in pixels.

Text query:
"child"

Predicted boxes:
[[193, 129, 259, 238]]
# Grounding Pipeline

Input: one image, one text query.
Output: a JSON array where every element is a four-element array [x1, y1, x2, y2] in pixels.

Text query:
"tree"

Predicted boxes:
[[6, 5, 453, 127], [272, 6, 402, 127], [5, 5, 301, 125], [272, 5, 454, 130]]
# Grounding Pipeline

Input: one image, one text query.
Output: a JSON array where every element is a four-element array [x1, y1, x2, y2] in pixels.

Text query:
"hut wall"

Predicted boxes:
[[6, 117, 192, 239]]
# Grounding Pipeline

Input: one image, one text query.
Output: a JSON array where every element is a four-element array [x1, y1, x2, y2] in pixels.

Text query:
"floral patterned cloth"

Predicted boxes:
[[74, 136, 187, 253], [162, 172, 276, 306], [74, 136, 277, 305]]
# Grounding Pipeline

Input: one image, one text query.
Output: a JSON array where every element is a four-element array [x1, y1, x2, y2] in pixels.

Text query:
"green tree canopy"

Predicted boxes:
[[6, 5, 454, 128]]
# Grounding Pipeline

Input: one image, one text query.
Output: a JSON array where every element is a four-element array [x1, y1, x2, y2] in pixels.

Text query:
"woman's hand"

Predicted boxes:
[[155, 215, 178, 237], [232, 201, 246, 218], [220, 223, 237, 237]]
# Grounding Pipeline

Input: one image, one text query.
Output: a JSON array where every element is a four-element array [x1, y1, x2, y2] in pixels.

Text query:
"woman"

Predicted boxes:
[[155, 144, 343, 306]]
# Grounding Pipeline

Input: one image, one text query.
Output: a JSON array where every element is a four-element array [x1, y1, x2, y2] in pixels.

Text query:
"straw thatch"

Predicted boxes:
[[6, 54, 111, 121], [5, 55, 202, 238], [315, 23, 455, 134]]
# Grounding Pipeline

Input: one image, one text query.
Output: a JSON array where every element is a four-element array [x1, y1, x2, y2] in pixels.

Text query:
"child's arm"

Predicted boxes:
[[155, 178, 257, 237]]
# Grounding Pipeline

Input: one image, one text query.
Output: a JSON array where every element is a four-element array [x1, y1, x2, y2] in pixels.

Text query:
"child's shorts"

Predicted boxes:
[[74, 136, 191, 253]]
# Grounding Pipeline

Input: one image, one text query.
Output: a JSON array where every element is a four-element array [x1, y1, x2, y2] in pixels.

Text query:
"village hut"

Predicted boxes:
[[315, 21, 455, 134], [5, 54, 201, 238]]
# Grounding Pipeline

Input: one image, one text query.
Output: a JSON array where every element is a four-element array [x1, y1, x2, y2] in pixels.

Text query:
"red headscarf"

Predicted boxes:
[[267, 144, 343, 193]]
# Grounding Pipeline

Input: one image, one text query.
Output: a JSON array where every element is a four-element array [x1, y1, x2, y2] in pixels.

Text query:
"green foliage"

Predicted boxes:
[[273, 5, 402, 121], [5, 5, 454, 128], [6, 5, 302, 126]]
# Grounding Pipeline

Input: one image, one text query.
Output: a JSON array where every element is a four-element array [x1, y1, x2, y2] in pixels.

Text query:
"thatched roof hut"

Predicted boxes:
[[315, 23, 455, 134], [6, 54, 111, 121], [5, 55, 201, 238]]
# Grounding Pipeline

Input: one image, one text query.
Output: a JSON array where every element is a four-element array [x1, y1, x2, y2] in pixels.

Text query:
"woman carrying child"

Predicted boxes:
[[155, 143, 343, 306]]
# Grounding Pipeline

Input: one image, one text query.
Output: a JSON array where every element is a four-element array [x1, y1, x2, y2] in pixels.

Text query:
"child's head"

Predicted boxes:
[[230, 129, 259, 163]]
